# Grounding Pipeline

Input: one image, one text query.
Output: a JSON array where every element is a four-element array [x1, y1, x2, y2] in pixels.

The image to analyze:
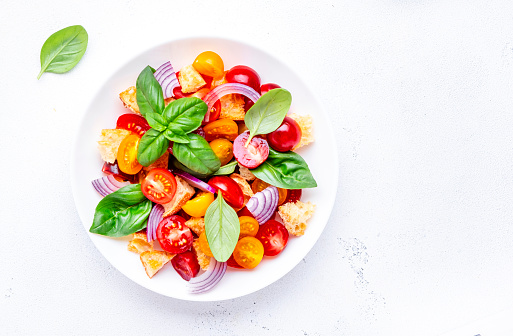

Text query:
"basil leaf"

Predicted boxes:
[[164, 128, 190, 144], [250, 148, 317, 189], [145, 112, 167, 132], [244, 88, 292, 143], [137, 128, 169, 166], [204, 192, 240, 262], [173, 133, 221, 175], [212, 160, 237, 176], [38, 25, 88, 79], [171, 158, 211, 179], [90, 184, 152, 237], [162, 97, 207, 134], [136, 66, 164, 117]]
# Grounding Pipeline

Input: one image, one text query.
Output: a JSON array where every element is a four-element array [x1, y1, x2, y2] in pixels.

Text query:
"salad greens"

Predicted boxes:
[[136, 66, 164, 117], [173, 134, 221, 175], [212, 160, 238, 176]]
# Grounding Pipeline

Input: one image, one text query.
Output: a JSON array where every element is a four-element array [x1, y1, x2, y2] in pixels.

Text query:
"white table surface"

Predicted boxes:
[[2, 0, 513, 335]]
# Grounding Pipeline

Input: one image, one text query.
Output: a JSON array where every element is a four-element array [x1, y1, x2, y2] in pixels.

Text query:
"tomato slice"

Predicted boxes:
[[141, 168, 177, 204], [117, 134, 143, 175], [284, 189, 302, 204], [116, 113, 150, 137], [233, 131, 269, 168], [208, 176, 244, 208], [157, 216, 193, 254], [171, 251, 200, 281], [203, 119, 238, 142], [239, 216, 259, 238], [256, 220, 289, 256], [233, 236, 264, 269]]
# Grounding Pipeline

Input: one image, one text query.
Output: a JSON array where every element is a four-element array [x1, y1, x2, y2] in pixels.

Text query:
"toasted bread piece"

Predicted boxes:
[[119, 86, 140, 114], [288, 113, 314, 150], [191, 88, 211, 100], [140, 250, 175, 278], [192, 239, 211, 271], [230, 173, 254, 207], [211, 72, 227, 88], [178, 64, 206, 93], [128, 230, 153, 254], [162, 175, 195, 217], [97, 129, 131, 164], [185, 217, 205, 236], [238, 163, 256, 181], [219, 94, 246, 121], [278, 201, 316, 236]]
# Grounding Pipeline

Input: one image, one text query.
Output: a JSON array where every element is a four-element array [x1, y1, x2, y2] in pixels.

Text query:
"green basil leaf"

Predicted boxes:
[[162, 97, 207, 133], [171, 158, 211, 179], [90, 184, 152, 237], [136, 66, 164, 117], [173, 133, 221, 175], [164, 128, 190, 144], [145, 112, 167, 132], [37, 25, 88, 79], [204, 191, 240, 262], [250, 148, 317, 189], [137, 128, 169, 166], [244, 88, 292, 143], [212, 160, 237, 176]]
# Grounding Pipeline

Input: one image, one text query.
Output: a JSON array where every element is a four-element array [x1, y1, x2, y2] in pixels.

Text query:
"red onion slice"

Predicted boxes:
[[187, 259, 227, 294], [146, 204, 164, 242], [174, 170, 216, 194], [202, 83, 261, 123], [91, 175, 130, 197], [154, 61, 179, 99], [246, 186, 279, 225]]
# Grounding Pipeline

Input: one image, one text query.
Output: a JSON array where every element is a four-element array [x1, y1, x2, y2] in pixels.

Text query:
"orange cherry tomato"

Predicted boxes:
[[209, 138, 234, 166], [233, 237, 264, 269], [251, 179, 288, 205], [239, 216, 259, 238], [198, 232, 214, 257], [117, 134, 143, 175], [141, 168, 177, 204], [181, 191, 215, 217], [203, 119, 238, 142], [193, 51, 225, 79]]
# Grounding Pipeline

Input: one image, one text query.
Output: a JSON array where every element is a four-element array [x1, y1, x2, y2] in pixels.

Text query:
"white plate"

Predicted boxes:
[[71, 37, 338, 301]]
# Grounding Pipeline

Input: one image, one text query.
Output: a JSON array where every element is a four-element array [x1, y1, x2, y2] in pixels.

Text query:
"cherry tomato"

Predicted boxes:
[[239, 216, 259, 238], [256, 220, 289, 256], [251, 179, 287, 205], [233, 237, 264, 269], [171, 251, 200, 281], [193, 51, 225, 79], [203, 119, 238, 142], [227, 254, 243, 268], [102, 161, 137, 182], [181, 191, 215, 217], [204, 100, 221, 124], [117, 134, 143, 175], [201, 75, 214, 88], [267, 116, 302, 152], [116, 114, 150, 137], [156, 216, 193, 254], [209, 138, 234, 166], [226, 65, 261, 93], [284, 189, 302, 204], [260, 83, 281, 95], [198, 232, 214, 257], [141, 168, 177, 204], [173, 86, 188, 98], [208, 176, 244, 208], [233, 131, 269, 168]]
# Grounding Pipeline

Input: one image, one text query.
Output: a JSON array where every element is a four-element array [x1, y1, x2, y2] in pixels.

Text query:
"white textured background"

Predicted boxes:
[[1, 0, 513, 335]]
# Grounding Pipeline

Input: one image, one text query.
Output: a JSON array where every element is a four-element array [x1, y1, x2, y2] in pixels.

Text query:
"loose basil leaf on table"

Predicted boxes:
[[90, 184, 152, 237], [38, 25, 88, 79], [250, 148, 317, 189], [212, 160, 238, 176], [244, 88, 292, 144], [162, 97, 207, 133], [173, 133, 221, 175], [136, 66, 164, 117], [204, 191, 240, 262], [137, 128, 169, 167]]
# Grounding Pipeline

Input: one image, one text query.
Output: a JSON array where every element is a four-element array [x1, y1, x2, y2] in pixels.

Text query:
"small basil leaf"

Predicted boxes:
[[145, 112, 167, 132], [136, 66, 165, 117], [162, 97, 207, 134], [250, 148, 317, 189], [171, 158, 211, 179], [205, 191, 240, 262], [173, 133, 221, 175], [90, 184, 152, 237], [38, 25, 88, 79], [244, 88, 292, 143], [212, 160, 238, 176], [137, 128, 169, 166], [164, 128, 190, 144]]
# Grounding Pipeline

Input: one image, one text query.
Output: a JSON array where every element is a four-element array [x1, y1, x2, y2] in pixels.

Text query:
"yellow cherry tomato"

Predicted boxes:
[[239, 216, 259, 238], [181, 191, 215, 217], [117, 134, 143, 175], [209, 138, 234, 166], [203, 119, 238, 142], [193, 51, 225, 79], [233, 237, 264, 269], [198, 232, 214, 257]]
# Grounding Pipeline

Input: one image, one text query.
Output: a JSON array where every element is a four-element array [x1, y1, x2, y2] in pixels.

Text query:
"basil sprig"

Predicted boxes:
[[205, 192, 240, 262], [250, 148, 317, 189], [173, 134, 221, 175], [244, 88, 292, 145], [90, 184, 152, 237]]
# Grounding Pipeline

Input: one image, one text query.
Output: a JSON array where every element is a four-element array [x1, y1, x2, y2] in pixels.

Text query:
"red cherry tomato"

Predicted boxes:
[[203, 99, 221, 124], [260, 83, 281, 95], [156, 216, 193, 254], [256, 220, 289, 256], [171, 251, 200, 281], [173, 86, 188, 98], [225, 65, 261, 93], [141, 168, 177, 204], [208, 176, 244, 208], [267, 116, 302, 152], [233, 131, 269, 168], [227, 254, 243, 268], [284, 189, 302, 204], [116, 113, 150, 137]]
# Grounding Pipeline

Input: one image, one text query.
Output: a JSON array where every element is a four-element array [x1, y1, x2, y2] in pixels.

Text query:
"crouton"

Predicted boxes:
[[128, 230, 153, 254], [192, 239, 210, 271], [178, 64, 206, 93], [119, 86, 140, 114], [278, 201, 316, 236], [140, 250, 175, 278], [288, 113, 314, 150], [162, 175, 195, 217], [185, 217, 205, 236], [97, 129, 131, 164], [190, 88, 210, 100], [211, 72, 227, 88], [219, 94, 246, 121], [238, 163, 256, 181], [230, 173, 254, 207]]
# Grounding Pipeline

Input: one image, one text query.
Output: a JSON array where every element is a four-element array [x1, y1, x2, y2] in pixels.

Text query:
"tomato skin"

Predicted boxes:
[[141, 168, 177, 204], [233, 237, 264, 269], [256, 220, 289, 256], [267, 116, 302, 152], [239, 216, 259, 238], [171, 251, 200, 281], [116, 114, 150, 137], [208, 176, 244, 208], [225, 65, 261, 93], [156, 216, 193, 254], [284, 189, 302, 204], [181, 191, 215, 217], [204, 99, 221, 124], [193, 51, 225, 79], [117, 134, 143, 175], [260, 83, 281, 95], [203, 119, 238, 142], [209, 138, 234, 166]]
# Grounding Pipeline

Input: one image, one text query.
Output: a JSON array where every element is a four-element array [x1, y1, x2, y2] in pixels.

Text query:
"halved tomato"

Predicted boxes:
[[157, 215, 193, 254], [117, 134, 143, 175], [256, 220, 289, 256], [284, 189, 302, 204], [208, 176, 244, 208], [203, 119, 238, 142], [116, 113, 150, 137], [233, 236, 264, 269], [171, 251, 200, 281], [141, 168, 177, 204]]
